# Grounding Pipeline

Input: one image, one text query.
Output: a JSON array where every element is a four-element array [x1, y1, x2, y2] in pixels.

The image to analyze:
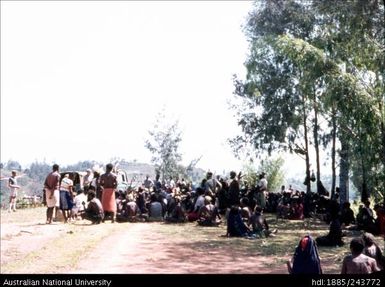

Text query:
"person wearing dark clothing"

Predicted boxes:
[[287, 235, 322, 274], [340, 202, 355, 226], [228, 171, 240, 207], [165, 196, 187, 223], [217, 178, 229, 214], [136, 187, 148, 214], [357, 201, 376, 234], [316, 217, 344, 247], [374, 205, 385, 236], [82, 191, 104, 224], [226, 206, 251, 237]]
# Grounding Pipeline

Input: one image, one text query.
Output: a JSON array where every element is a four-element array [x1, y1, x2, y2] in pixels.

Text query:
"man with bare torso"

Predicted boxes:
[[44, 164, 61, 224], [100, 163, 118, 223]]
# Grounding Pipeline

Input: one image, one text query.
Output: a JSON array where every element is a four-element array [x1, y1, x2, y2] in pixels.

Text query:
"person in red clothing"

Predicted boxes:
[[374, 204, 385, 236], [99, 163, 118, 223]]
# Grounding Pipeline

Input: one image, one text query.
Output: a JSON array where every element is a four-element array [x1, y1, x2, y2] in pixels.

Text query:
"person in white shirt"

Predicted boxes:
[[71, 190, 88, 220], [256, 172, 268, 209], [8, 170, 20, 212]]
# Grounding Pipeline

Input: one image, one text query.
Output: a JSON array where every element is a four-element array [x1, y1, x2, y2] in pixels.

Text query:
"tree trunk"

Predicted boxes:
[[339, 138, 349, 204], [381, 100, 385, 207], [313, 90, 321, 194], [359, 126, 369, 203], [331, 108, 337, 199], [303, 94, 311, 194]]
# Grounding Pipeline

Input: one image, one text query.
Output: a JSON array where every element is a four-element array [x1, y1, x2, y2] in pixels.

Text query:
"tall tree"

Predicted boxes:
[[232, 0, 384, 202]]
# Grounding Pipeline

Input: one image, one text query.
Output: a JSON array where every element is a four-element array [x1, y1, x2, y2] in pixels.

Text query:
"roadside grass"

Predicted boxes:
[[152, 214, 384, 274], [1, 220, 129, 273], [1, 207, 45, 225]]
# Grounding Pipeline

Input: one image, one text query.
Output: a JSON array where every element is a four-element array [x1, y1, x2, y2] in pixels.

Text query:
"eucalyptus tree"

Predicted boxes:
[[232, 0, 384, 201], [311, 0, 385, 201], [232, 0, 318, 193]]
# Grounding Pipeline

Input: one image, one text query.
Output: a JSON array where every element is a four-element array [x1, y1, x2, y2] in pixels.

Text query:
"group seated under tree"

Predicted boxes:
[[77, 170, 385, 241]]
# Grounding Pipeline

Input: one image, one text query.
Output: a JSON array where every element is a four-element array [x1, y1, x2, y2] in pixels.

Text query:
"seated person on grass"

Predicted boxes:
[[287, 235, 322, 274], [165, 195, 187, 223], [187, 187, 205, 222], [341, 237, 380, 274], [249, 205, 277, 238], [226, 206, 251, 237], [357, 201, 376, 234], [339, 202, 355, 226], [373, 204, 385, 236], [240, 197, 252, 222], [362, 232, 384, 271], [197, 196, 221, 226], [316, 213, 344, 247], [288, 198, 304, 220], [71, 189, 88, 220], [117, 194, 141, 222], [148, 193, 164, 221]]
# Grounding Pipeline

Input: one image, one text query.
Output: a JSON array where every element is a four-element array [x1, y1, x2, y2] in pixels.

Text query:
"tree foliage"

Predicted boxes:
[[232, 0, 384, 202], [145, 110, 183, 181]]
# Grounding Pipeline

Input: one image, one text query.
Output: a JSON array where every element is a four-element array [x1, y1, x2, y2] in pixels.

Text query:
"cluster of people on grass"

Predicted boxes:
[[287, 233, 384, 274], [40, 163, 384, 274], [41, 164, 278, 237]]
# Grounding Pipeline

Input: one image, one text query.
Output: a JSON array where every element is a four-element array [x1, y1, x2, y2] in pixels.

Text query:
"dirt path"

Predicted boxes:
[[74, 223, 287, 274], [4, 208, 370, 274]]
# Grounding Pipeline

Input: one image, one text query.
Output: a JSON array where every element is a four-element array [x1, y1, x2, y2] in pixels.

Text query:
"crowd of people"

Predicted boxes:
[[36, 163, 385, 274]]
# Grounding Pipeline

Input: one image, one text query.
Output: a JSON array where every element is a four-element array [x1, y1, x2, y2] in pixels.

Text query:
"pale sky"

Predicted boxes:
[[1, 1, 313, 180]]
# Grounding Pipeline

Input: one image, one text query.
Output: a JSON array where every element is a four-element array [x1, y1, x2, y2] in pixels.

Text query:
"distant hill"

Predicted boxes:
[[0, 160, 206, 208]]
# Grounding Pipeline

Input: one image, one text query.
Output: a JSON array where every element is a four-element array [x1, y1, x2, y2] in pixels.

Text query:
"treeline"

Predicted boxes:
[[232, 0, 384, 204]]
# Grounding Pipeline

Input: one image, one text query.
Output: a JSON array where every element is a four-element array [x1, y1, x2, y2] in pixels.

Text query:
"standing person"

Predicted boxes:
[[228, 171, 240, 207], [8, 170, 20, 212], [205, 172, 222, 197], [59, 174, 74, 223], [99, 163, 118, 223], [256, 172, 267, 210], [44, 164, 61, 224], [83, 169, 93, 192], [90, 168, 102, 200], [143, 175, 154, 189]]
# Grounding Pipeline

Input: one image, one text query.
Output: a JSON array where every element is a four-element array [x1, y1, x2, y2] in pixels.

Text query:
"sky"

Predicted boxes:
[[1, 1, 252, 172], [1, 1, 308, 179]]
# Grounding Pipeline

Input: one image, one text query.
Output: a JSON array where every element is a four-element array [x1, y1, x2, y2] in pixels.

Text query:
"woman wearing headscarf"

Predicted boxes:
[[287, 235, 322, 274]]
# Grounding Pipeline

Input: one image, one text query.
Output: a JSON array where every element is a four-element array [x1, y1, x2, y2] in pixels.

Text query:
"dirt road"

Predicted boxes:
[[73, 223, 286, 274], [4, 207, 369, 274], [1, 208, 287, 274]]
